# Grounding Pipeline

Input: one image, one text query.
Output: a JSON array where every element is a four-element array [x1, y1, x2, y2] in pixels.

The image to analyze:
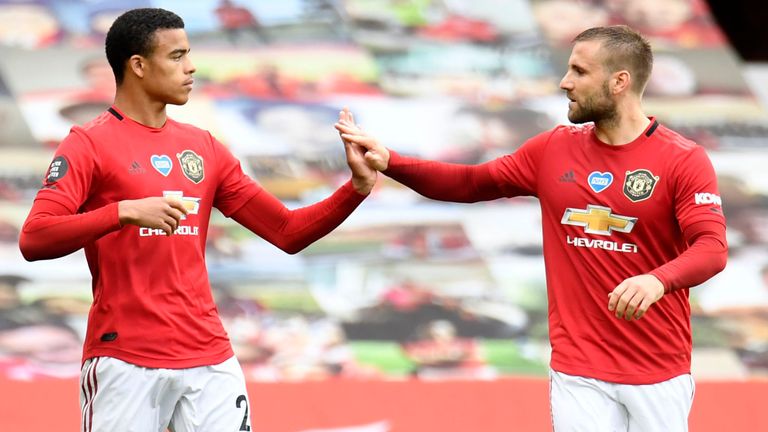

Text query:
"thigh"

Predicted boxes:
[[620, 374, 694, 432], [80, 357, 181, 432], [170, 356, 252, 432], [550, 369, 629, 432]]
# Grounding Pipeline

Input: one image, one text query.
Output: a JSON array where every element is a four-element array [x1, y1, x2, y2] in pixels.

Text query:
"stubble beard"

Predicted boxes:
[[567, 81, 617, 125]]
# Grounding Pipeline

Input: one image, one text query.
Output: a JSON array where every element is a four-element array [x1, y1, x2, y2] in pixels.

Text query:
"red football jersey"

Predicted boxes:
[[35, 107, 261, 368], [489, 119, 725, 384]]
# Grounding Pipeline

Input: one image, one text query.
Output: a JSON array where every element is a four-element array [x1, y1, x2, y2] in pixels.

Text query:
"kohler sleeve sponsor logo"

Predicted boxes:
[[694, 193, 722, 206]]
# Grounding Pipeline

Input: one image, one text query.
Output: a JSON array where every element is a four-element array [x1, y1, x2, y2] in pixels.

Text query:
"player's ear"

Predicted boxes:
[[127, 55, 145, 79], [611, 70, 631, 95]]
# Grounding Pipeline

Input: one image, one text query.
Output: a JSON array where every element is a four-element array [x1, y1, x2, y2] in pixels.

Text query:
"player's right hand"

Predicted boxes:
[[334, 108, 390, 172], [608, 274, 665, 321], [118, 197, 189, 236]]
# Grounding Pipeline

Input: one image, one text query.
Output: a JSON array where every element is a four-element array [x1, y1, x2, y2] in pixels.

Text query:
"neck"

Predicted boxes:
[[593, 104, 650, 146], [113, 87, 168, 128]]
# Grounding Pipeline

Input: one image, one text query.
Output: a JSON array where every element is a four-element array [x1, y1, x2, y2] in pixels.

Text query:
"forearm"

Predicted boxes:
[[384, 150, 506, 203], [232, 181, 366, 254], [20, 199, 122, 261], [649, 220, 728, 293]]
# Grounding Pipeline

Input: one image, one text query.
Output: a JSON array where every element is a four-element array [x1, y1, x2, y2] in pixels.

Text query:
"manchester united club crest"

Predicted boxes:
[[177, 150, 204, 184], [623, 169, 659, 202]]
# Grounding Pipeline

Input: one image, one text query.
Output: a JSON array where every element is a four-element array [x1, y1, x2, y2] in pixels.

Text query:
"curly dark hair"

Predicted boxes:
[[105, 8, 185, 85]]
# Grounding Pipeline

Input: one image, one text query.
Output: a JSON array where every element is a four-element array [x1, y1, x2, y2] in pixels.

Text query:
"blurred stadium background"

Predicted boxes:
[[0, 0, 766, 431]]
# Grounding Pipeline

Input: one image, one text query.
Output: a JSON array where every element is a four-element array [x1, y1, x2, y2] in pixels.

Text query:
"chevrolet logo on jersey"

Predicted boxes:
[[163, 191, 200, 219], [561, 205, 637, 236], [139, 191, 202, 237]]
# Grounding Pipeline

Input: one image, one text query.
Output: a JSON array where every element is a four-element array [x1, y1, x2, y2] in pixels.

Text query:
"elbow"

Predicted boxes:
[[18, 230, 61, 261], [700, 246, 728, 282], [697, 229, 729, 277], [269, 236, 307, 255], [714, 249, 728, 275], [711, 235, 729, 275], [18, 219, 47, 261], [281, 241, 306, 255], [19, 249, 36, 262], [18, 236, 42, 262]]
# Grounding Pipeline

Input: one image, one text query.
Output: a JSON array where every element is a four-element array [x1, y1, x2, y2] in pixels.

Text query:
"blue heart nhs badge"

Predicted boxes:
[[151, 155, 173, 176], [588, 171, 613, 193]]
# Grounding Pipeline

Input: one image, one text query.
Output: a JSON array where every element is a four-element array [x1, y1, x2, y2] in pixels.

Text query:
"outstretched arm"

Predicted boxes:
[[231, 181, 365, 254], [230, 113, 375, 254], [334, 109, 507, 203]]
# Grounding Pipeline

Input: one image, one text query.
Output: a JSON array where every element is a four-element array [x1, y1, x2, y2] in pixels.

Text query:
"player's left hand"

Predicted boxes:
[[335, 108, 390, 172], [339, 108, 377, 195], [608, 274, 665, 321]]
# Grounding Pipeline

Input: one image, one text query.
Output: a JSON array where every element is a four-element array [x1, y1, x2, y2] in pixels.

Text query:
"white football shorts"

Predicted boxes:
[[550, 369, 695, 432], [79, 355, 252, 432]]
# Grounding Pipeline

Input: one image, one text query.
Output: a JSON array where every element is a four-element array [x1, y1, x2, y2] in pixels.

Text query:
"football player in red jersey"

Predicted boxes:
[[336, 25, 727, 431], [19, 8, 376, 432]]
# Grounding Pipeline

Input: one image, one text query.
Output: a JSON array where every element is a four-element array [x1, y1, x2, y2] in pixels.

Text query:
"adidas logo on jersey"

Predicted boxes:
[[559, 170, 575, 183], [128, 161, 145, 175]]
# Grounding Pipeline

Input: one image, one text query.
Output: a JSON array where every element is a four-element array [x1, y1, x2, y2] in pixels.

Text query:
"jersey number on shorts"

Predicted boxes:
[[236, 394, 251, 431]]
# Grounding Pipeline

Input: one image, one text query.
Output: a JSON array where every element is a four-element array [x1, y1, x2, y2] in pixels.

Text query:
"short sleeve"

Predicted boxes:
[[672, 146, 726, 232], [211, 135, 262, 217], [34, 128, 97, 213], [489, 128, 553, 197]]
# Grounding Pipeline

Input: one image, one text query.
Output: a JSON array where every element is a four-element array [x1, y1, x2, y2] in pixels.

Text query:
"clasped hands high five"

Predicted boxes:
[[335, 108, 390, 173]]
